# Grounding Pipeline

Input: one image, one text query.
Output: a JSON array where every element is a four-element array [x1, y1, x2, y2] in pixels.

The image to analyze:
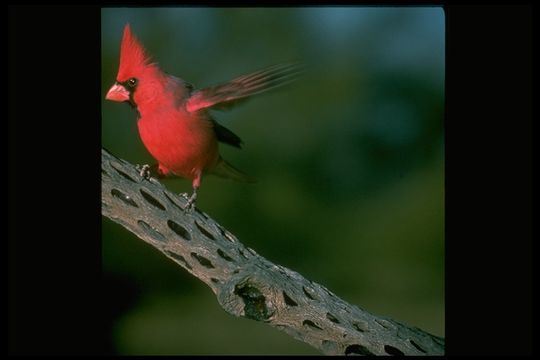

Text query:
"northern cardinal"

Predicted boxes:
[[106, 24, 302, 209]]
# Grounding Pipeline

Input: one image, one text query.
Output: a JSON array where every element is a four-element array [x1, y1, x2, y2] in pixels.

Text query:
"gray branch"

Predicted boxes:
[[101, 148, 444, 356]]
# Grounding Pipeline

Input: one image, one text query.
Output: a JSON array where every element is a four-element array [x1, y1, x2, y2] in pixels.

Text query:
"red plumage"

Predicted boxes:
[[106, 24, 302, 208], [118, 24, 152, 81]]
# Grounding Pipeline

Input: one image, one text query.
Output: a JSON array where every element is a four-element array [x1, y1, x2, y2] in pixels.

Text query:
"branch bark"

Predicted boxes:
[[101, 148, 444, 356]]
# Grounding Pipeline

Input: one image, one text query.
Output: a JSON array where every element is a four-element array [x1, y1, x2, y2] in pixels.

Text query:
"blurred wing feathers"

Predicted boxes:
[[186, 63, 304, 112]]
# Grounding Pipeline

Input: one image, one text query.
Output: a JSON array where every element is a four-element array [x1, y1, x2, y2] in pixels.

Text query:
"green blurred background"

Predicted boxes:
[[102, 7, 444, 355]]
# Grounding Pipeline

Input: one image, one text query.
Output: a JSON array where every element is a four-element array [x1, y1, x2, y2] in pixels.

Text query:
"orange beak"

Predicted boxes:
[[105, 83, 130, 102]]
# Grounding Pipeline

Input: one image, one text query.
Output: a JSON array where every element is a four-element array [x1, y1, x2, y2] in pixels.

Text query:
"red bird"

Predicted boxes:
[[106, 24, 302, 209]]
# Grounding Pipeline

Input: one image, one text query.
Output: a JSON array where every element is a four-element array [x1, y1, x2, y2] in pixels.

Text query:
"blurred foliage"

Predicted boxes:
[[102, 7, 444, 355]]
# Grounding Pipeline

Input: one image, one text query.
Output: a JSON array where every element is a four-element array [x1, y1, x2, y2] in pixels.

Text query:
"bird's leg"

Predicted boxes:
[[184, 174, 201, 211], [136, 164, 152, 179], [136, 163, 170, 180], [184, 187, 198, 211]]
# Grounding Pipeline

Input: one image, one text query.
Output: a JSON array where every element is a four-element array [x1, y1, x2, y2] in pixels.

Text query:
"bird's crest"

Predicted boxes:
[[117, 24, 152, 81]]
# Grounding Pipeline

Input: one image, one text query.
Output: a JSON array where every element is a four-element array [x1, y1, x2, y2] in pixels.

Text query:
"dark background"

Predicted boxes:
[[101, 7, 444, 355]]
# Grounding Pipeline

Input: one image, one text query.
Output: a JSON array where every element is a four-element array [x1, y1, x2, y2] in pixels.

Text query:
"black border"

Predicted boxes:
[[445, 4, 533, 356], [8, 5, 102, 355]]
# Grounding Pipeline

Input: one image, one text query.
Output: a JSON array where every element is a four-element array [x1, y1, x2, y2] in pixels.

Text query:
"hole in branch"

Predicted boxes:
[[164, 251, 191, 270], [217, 249, 234, 262], [195, 221, 216, 240], [111, 189, 138, 207], [352, 321, 367, 333], [345, 344, 374, 356], [302, 320, 322, 330], [218, 227, 235, 242], [409, 340, 426, 353], [167, 220, 191, 240], [234, 283, 271, 321], [140, 189, 166, 210], [326, 312, 340, 324], [190, 252, 214, 268], [431, 336, 444, 346], [384, 345, 404, 356], [375, 319, 391, 329], [138, 220, 166, 242], [282, 291, 298, 306]]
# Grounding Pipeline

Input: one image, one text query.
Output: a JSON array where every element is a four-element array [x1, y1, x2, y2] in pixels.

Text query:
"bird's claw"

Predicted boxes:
[[136, 164, 151, 179], [183, 191, 198, 212]]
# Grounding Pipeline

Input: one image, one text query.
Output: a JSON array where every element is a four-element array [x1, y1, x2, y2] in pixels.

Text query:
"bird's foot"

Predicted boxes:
[[179, 192, 189, 199], [183, 190, 198, 212], [136, 164, 151, 179]]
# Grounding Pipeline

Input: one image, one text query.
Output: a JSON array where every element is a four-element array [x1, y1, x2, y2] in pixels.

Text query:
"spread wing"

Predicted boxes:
[[185, 63, 304, 113]]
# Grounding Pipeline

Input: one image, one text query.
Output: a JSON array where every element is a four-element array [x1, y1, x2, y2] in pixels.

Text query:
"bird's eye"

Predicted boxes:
[[127, 78, 138, 88]]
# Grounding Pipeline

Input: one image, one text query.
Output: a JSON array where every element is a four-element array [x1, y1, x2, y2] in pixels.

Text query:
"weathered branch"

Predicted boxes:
[[101, 148, 444, 356]]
